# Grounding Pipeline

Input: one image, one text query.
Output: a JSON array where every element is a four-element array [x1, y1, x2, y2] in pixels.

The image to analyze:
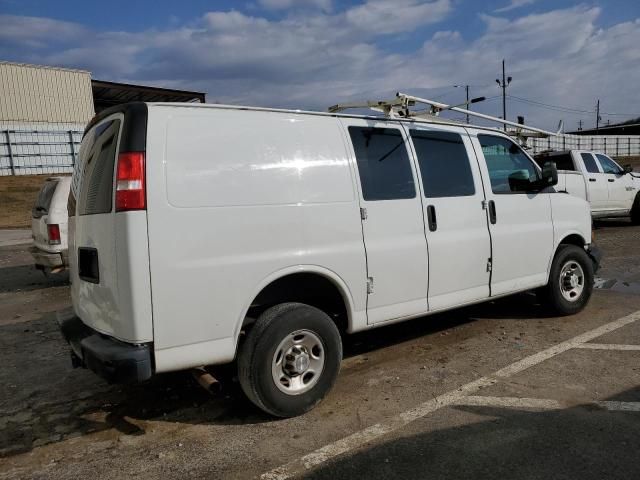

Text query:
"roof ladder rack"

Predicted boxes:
[[328, 92, 563, 144]]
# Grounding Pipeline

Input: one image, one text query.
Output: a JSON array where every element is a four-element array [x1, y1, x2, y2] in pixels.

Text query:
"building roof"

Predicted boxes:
[[92, 80, 206, 112], [568, 123, 640, 136]]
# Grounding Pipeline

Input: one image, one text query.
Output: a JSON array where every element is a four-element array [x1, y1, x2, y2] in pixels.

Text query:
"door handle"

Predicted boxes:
[[608, 178, 615, 182], [488, 200, 497, 224], [427, 205, 437, 232], [588, 178, 597, 182]]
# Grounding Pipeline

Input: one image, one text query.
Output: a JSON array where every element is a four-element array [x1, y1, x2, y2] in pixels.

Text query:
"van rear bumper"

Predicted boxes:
[[30, 246, 66, 268], [56, 309, 153, 384]]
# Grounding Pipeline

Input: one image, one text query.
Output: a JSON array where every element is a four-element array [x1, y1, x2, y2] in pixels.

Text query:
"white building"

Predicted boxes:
[[0, 62, 94, 175]]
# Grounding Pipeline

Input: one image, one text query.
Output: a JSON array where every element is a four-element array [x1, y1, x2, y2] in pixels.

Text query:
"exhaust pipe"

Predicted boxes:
[[191, 367, 222, 395]]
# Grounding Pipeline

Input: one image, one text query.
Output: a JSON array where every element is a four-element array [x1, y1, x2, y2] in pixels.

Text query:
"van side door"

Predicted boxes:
[[343, 120, 429, 324], [579, 152, 608, 211], [471, 133, 554, 296], [404, 125, 491, 310]]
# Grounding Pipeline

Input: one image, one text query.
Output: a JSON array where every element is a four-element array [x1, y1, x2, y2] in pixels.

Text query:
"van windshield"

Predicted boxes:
[[32, 179, 59, 218]]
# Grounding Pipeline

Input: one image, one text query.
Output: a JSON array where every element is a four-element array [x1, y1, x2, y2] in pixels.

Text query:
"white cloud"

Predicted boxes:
[[0, 14, 87, 49], [258, 0, 332, 11], [1, 4, 639, 130], [345, 0, 452, 34], [495, 0, 537, 14]]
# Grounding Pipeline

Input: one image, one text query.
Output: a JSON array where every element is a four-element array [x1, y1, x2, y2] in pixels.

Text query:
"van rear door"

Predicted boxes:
[[69, 104, 153, 344]]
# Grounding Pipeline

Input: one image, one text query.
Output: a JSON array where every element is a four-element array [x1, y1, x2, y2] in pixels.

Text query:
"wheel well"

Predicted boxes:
[[558, 234, 586, 248], [244, 273, 349, 333]]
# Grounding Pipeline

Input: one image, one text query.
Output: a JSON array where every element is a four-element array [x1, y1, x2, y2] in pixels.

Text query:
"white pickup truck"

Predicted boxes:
[[534, 150, 640, 223]]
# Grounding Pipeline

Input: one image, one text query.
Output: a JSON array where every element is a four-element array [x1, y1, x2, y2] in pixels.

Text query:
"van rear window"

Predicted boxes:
[[32, 179, 59, 218], [76, 119, 121, 216]]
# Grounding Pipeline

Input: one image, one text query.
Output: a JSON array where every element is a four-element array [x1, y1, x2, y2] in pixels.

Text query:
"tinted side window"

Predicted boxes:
[[410, 130, 475, 198], [596, 154, 622, 174], [478, 135, 540, 194], [580, 153, 600, 174], [549, 154, 575, 171], [349, 126, 415, 201], [78, 120, 121, 215]]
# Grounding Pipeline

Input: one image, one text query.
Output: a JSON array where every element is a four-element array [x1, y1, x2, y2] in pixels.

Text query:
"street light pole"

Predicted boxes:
[[496, 59, 512, 131]]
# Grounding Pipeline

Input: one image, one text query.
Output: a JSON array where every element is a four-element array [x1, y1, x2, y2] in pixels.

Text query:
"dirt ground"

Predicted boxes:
[[614, 155, 640, 167], [1, 219, 640, 479]]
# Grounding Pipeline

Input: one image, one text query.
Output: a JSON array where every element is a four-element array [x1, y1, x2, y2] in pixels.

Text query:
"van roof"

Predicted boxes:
[[145, 101, 510, 137], [85, 100, 513, 141]]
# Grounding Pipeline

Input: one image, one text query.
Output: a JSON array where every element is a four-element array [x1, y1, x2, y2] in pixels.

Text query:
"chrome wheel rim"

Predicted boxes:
[[559, 260, 585, 302], [272, 329, 325, 395]]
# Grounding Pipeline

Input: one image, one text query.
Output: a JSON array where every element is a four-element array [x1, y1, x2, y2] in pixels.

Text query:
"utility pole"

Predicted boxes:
[[596, 99, 600, 131], [454, 84, 470, 123], [465, 85, 469, 124], [496, 59, 512, 131]]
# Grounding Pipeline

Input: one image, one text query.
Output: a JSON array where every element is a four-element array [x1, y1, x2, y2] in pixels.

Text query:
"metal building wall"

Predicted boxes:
[[0, 62, 94, 123], [0, 62, 93, 175]]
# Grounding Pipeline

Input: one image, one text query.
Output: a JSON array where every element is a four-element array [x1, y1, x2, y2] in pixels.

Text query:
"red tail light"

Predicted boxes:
[[47, 224, 61, 245], [116, 152, 146, 212]]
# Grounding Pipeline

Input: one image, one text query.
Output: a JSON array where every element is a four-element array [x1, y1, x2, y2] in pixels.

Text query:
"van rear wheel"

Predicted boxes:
[[539, 245, 594, 316], [238, 303, 342, 417]]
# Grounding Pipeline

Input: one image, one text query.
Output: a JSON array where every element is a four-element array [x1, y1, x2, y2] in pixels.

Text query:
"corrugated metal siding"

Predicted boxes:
[[0, 62, 94, 123]]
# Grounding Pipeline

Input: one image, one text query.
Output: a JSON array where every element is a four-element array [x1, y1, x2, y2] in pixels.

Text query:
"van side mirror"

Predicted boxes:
[[541, 161, 558, 188], [624, 164, 633, 174], [507, 170, 533, 192]]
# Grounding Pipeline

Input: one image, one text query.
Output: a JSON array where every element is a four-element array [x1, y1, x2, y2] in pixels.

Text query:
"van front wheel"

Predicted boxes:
[[238, 303, 342, 417], [539, 245, 594, 316]]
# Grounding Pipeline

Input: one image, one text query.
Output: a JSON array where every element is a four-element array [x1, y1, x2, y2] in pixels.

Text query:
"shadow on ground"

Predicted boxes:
[[0, 293, 556, 457], [0, 263, 69, 293], [594, 218, 633, 229], [343, 292, 550, 358], [303, 386, 640, 480]]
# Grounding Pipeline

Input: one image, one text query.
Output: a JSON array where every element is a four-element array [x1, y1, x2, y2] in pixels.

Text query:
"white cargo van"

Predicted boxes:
[[534, 150, 640, 222], [59, 102, 601, 417]]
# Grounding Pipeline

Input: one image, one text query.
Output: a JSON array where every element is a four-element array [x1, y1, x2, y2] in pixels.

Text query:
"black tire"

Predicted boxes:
[[631, 193, 640, 225], [237, 302, 342, 417], [539, 245, 594, 316]]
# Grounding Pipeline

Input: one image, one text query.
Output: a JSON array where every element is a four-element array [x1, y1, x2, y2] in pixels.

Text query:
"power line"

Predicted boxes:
[[506, 94, 639, 117]]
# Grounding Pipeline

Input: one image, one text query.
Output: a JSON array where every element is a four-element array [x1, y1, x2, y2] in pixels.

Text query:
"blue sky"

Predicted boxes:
[[1, 0, 639, 129]]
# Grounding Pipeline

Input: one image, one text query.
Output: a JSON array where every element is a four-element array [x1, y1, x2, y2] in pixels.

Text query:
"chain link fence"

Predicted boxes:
[[528, 134, 640, 157], [0, 123, 83, 176]]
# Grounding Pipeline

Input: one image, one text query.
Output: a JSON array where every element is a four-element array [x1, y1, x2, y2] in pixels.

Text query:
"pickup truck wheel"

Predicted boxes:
[[540, 245, 594, 316], [631, 193, 640, 225], [238, 302, 342, 418]]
